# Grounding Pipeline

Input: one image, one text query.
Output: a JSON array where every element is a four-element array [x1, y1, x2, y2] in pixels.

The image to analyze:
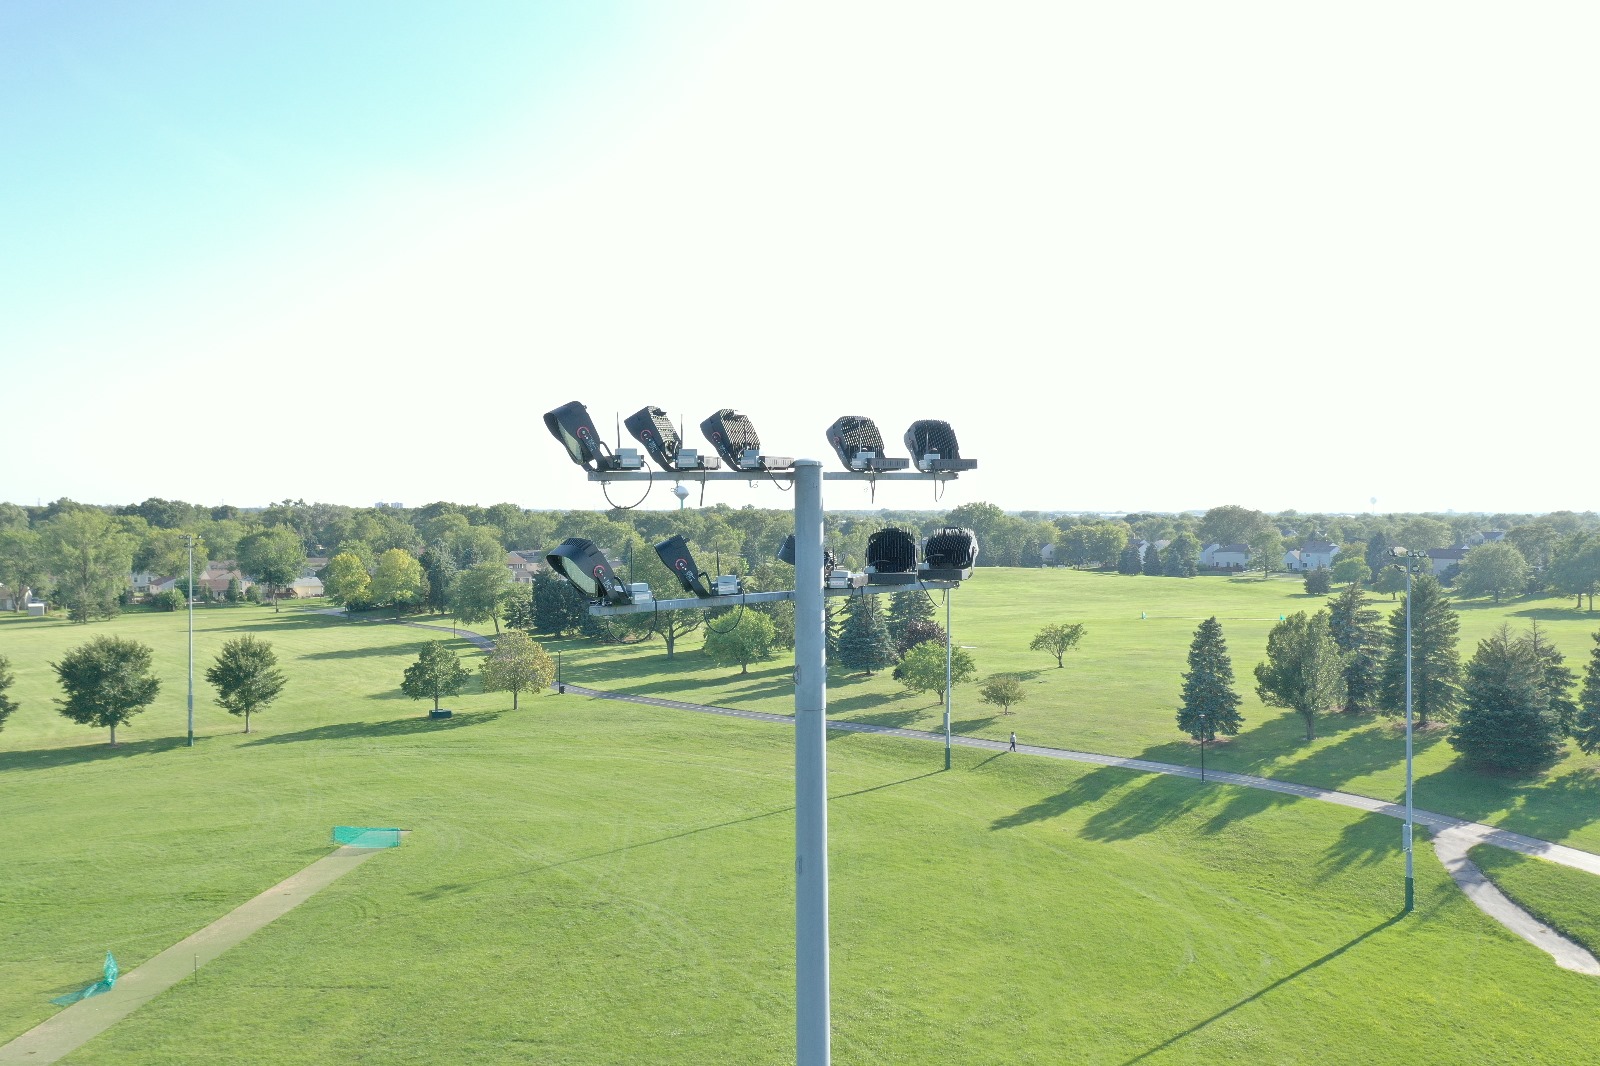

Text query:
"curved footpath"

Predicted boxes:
[[558, 681, 1600, 975]]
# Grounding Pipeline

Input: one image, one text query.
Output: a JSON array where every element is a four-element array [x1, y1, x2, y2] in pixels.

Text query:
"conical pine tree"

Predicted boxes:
[[1378, 572, 1461, 727], [1177, 616, 1243, 741], [1575, 632, 1600, 755], [838, 595, 895, 677], [1449, 626, 1565, 772], [886, 590, 936, 650], [1142, 543, 1163, 577], [1327, 581, 1382, 714], [1117, 544, 1143, 575]]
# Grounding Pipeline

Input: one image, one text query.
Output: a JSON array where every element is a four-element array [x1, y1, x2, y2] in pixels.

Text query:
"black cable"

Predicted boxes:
[[600, 468, 654, 510]]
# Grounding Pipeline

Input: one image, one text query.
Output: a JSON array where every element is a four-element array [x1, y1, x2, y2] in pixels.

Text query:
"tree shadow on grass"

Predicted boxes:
[[991, 763, 1143, 831], [242, 712, 505, 746], [206, 615, 346, 634], [1080, 772, 1202, 841], [1320, 810, 1408, 872], [0, 735, 192, 774], [1411, 763, 1600, 845], [300, 641, 444, 661], [826, 707, 933, 740], [1119, 912, 1405, 1064]]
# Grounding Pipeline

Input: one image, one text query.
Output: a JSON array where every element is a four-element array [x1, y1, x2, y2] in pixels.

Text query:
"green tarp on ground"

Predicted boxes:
[[51, 952, 117, 1006], [332, 826, 402, 848]]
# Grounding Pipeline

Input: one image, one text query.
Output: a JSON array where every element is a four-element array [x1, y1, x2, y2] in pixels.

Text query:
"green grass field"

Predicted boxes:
[[1470, 846, 1600, 961], [2, 577, 1598, 1063]]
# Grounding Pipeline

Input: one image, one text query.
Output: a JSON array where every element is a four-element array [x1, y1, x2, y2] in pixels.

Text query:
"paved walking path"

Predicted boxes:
[[0, 846, 392, 1064], [557, 680, 1600, 970]]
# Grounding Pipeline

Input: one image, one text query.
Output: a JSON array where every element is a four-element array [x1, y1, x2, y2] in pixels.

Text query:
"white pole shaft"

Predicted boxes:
[[187, 536, 195, 747], [944, 591, 952, 770], [1404, 567, 1414, 887], [792, 460, 830, 1066]]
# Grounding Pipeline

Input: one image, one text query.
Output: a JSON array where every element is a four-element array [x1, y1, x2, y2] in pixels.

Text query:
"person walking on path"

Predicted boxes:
[[1009, 732, 1017, 752]]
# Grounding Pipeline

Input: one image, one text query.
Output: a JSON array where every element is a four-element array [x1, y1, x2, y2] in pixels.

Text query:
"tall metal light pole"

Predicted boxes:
[[1388, 547, 1419, 913], [185, 534, 195, 748], [791, 460, 830, 1064], [1198, 712, 1207, 783]]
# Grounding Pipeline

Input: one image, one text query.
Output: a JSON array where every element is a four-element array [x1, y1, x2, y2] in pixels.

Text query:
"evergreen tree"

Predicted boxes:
[[0, 652, 16, 733], [837, 595, 895, 676], [1303, 568, 1332, 595], [1449, 626, 1566, 772], [419, 545, 456, 614], [885, 590, 936, 651], [1574, 632, 1600, 755], [1142, 542, 1163, 577], [1527, 622, 1579, 734], [1378, 572, 1461, 727], [1117, 543, 1143, 575], [1177, 617, 1243, 741], [531, 570, 587, 636], [1327, 581, 1381, 714]]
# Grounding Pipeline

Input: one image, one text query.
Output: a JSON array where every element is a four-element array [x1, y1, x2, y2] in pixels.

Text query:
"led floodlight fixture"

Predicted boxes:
[[865, 527, 920, 585], [543, 401, 641, 472], [825, 416, 909, 473], [904, 420, 977, 472], [545, 538, 632, 605], [700, 409, 793, 471], [778, 534, 835, 580], [624, 407, 721, 472], [654, 535, 715, 598], [921, 527, 979, 581]]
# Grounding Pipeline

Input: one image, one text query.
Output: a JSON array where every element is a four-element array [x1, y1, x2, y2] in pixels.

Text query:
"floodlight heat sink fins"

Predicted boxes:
[[904, 420, 977, 472], [825, 416, 910, 472], [545, 538, 632, 605], [654, 535, 714, 598], [921, 527, 979, 581], [700, 410, 792, 471], [865, 527, 920, 584], [544, 401, 616, 472]]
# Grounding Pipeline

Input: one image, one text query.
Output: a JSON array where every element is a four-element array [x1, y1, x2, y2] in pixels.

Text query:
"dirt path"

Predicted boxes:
[[0, 845, 391, 1064]]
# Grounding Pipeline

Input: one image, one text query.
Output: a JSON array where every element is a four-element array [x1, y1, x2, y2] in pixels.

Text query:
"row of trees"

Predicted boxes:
[[0, 635, 288, 744], [1177, 576, 1600, 772]]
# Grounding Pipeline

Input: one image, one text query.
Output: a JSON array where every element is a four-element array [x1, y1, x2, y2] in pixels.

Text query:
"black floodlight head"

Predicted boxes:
[[865, 527, 920, 584], [654, 534, 714, 597], [825, 416, 910, 473], [903, 420, 977, 473], [545, 538, 632, 605], [921, 527, 979, 580], [543, 401, 641, 472], [700, 409, 793, 472], [777, 534, 836, 579], [625, 407, 721, 472]]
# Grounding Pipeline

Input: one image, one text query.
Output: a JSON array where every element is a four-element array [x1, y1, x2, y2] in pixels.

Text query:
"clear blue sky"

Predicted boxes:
[[4, 3, 1596, 516]]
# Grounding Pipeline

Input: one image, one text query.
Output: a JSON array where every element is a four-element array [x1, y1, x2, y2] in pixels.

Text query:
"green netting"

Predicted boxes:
[[332, 826, 402, 848], [51, 952, 117, 1006]]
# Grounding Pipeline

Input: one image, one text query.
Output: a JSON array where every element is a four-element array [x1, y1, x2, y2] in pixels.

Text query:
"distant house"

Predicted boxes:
[[202, 561, 252, 598], [1284, 541, 1340, 572], [283, 576, 325, 599], [148, 576, 182, 595], [304, 557, 329, 577], [1425, 547, 1470, 577], [1463, 530, 1506, 547], [0, 584, 22, 611], [506, 549, 545, 584], [1201, 543, 1251, 569]]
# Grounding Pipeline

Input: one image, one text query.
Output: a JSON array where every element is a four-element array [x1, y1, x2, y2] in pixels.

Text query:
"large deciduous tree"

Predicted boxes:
[[894, 641, 976, 704], [53, 636, 161, 744], [1177, 617, 1242, 742], [0, 527, 45, 612], [205, 636, 287, 733], [401, 641, 469, 713], [702, 610, 776, 675], [1198, 505, 1271, 549], [238, 527, 307, 612], [1029, 622, 1085, 668], [1254, 610, 1344, 741], [370, 549, 427, 617], [1378, 572, 1461, 727], [1449, 626, 1567, 773], [1249, 527, 1283, 580], [1456, 541, 1529, 604], [452, 561, 511, 635], [479, 631, 555, 709], [45, 509, 135, 622], [323, 552, 372, 609]]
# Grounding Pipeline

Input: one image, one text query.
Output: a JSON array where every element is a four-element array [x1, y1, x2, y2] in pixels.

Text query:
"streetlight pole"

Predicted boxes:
[[792, 460, 830, 1066], [1198, 712, 1206, 783], [186, 534, 195, 748], [943, 590, 952, 771], [1389, 547, 1418, 914]]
